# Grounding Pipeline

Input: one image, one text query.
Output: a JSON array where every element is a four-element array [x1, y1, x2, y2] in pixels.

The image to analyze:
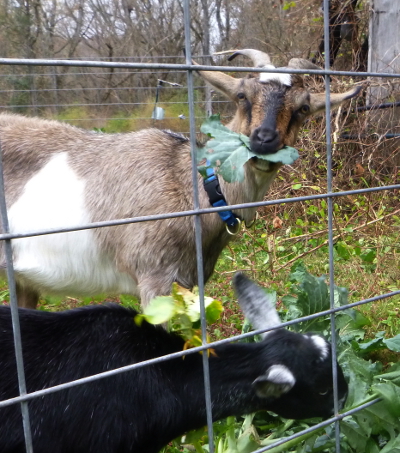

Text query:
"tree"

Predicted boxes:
[[311, 0, 367, 70]]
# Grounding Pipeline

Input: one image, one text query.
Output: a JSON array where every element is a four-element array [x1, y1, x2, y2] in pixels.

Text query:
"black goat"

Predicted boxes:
[[0, 274, 347, 453]]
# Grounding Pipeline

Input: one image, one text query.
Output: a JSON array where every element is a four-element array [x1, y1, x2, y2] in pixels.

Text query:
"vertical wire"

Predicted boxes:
[[323, 1, 341, 451], [183, 1, 215, 452], [0, 142, 34, 453]]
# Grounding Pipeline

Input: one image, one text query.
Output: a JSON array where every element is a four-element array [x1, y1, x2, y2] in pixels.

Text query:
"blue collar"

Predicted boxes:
[[202, 162, 241, 231]]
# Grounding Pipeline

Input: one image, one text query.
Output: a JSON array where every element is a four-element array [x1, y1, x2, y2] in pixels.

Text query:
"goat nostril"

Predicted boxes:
[[257, 129, 278, 144], [250, 127, 280, 154]]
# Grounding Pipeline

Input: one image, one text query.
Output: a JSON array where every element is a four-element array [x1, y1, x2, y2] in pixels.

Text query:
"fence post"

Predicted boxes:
[[367, 0, 400, 165]]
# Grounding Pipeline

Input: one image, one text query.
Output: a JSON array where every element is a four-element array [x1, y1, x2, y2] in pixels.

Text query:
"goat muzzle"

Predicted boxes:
[[250, 126, 280, 155]]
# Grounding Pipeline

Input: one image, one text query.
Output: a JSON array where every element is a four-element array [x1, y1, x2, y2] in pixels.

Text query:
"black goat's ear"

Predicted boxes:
[[252, 365, 295, 398], [233, 273, 281, 337]]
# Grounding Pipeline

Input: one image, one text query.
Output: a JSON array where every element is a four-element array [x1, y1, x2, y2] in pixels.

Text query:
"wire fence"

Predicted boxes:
[[0, 0, 399, 452]]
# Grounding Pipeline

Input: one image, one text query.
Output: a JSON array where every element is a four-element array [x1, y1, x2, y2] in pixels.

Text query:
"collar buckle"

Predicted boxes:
[[202, 164, 241, 231]]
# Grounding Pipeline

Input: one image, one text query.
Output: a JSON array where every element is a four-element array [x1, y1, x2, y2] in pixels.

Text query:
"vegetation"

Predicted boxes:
[[147, 262, 400, 453], [197, 115, 299, 182], [0, 1, 398, 449], [1, 89, 398, 450]]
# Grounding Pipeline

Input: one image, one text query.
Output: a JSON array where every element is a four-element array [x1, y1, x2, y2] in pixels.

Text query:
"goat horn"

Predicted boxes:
[[287, 58, 322, 70], [215, 49, 273, 68], [194, 58, 240, 100], [213, 49, 240, 56]]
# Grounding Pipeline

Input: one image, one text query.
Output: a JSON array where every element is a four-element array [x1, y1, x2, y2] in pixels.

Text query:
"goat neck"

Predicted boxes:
[[217, 161, 280, 226]]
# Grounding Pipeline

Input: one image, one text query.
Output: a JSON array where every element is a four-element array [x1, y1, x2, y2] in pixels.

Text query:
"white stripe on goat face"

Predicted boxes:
[[309, 335, 330, 360], [259, 66, 292, 87], [8, 152, 138, 296]]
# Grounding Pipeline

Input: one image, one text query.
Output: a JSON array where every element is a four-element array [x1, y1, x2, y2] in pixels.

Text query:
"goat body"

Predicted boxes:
[[1, 116, 232, 305], [0, 49, 362, 308], [0, 274, 347, 452], [0, 114, 279, 308]]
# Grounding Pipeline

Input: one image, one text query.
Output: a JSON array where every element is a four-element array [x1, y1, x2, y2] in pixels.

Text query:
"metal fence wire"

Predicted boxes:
[[0, 0, 399, 452]]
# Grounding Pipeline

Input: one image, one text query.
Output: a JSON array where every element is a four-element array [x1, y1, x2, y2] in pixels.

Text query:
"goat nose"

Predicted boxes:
[[257, 127, 278, 144], [250, 126, 280, 155]]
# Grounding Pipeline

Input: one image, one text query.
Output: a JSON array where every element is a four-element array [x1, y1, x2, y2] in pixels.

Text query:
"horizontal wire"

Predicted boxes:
[[1, 288, 398, 410], [0, 58, 399, 79], [0, 85, 202, 94], [251, 397, 382, 453], [0, 184, 398, 242]]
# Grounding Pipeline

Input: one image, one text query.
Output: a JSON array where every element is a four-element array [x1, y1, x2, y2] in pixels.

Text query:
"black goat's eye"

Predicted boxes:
[[319, 389, 329, 396], [300, 105, 310, 114], [237, 92, 246, 100]]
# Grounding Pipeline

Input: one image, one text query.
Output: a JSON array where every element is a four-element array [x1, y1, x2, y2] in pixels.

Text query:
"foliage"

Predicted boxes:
[[283, 1, 297, 11], [197, 115, 299, 183], [135, 283, 223, 349], [164, 263, 400, 453]]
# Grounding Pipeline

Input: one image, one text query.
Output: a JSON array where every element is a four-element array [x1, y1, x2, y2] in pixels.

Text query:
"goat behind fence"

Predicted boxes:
[[0, 49, 361, 311]]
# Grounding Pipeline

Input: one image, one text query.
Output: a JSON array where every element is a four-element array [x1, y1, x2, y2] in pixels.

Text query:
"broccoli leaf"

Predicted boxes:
[[197, 115, 299, 183]]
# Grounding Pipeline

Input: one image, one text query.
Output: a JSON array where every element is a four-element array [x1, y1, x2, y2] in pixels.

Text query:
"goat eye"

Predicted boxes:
[[300, 105, 310, 114], [237, 92, 246, 100], [319, 389, 329, 396]]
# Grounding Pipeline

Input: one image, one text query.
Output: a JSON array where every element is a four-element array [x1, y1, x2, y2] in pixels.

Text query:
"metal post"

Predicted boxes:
[[0, 141, 34, 452], [183, 1, 215, 452], [323, 1, 341, 451]]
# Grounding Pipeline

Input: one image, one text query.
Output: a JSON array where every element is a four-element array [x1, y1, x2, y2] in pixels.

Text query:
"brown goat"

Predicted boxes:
[[0, 49, 361, 309]]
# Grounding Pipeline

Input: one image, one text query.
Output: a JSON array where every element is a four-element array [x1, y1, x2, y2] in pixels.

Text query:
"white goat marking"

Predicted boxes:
[[259, 65, 292, 87], [266, 364, 296, 387], [310, 335, 329, 360], [254, 364, 296, 398], [8, 153, 137, 296]]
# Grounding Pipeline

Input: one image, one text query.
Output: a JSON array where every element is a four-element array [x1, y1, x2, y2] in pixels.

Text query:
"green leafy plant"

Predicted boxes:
[[283, 1, 296, 10], [165, 262, 400, 453], [135, 283, 223, 348], [197, 115, 299, 183]]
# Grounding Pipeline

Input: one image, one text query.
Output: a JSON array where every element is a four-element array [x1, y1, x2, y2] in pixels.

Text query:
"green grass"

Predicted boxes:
[[2, 201, 398, 345], [51, 91, 205, 135], [205, 207, 400, 348]]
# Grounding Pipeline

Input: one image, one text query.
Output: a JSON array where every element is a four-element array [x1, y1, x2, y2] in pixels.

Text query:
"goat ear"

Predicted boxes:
[[309, 85, 363, 115], [252, 365, 296, 398], [232, 273, 281, 337]]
